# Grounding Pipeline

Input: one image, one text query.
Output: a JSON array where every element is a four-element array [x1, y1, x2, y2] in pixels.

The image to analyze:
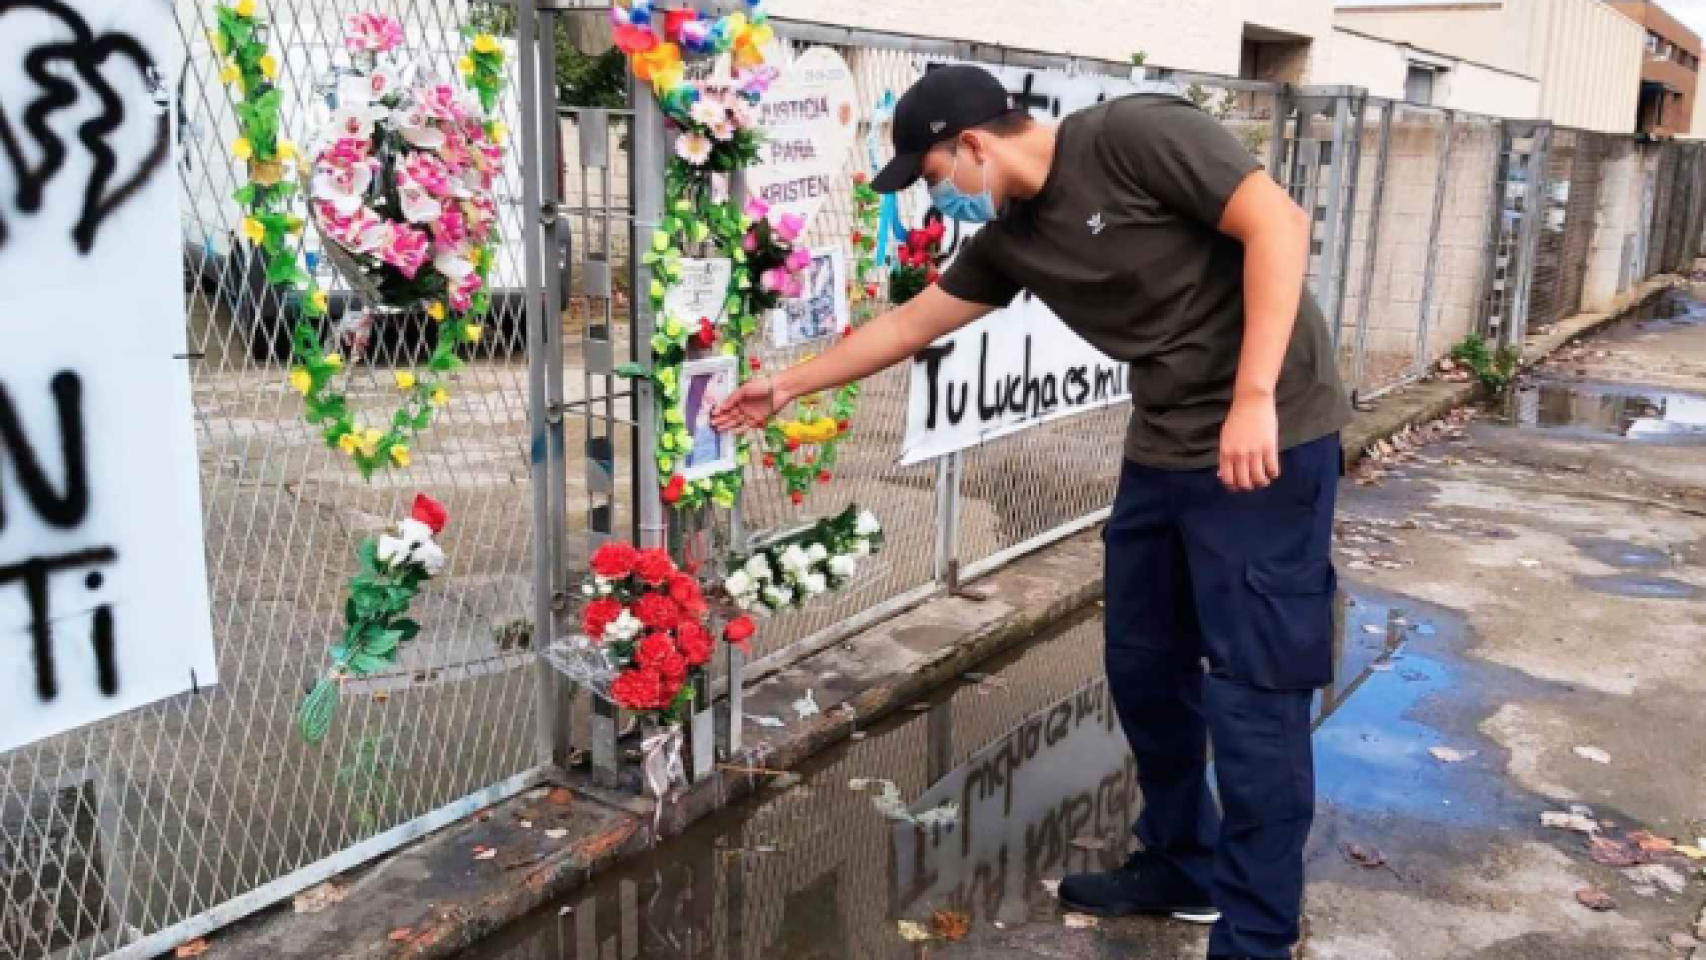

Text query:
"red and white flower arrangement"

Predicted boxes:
[[553, 542, 756, 718], [307, 14, 506, 312]]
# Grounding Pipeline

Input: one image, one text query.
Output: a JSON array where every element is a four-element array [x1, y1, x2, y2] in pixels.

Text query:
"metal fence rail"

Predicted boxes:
[[10, 4, 1706, 958]]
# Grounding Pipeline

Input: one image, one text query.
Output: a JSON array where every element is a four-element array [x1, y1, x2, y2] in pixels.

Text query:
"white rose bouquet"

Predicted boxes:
[[722, 506, 885, 615]]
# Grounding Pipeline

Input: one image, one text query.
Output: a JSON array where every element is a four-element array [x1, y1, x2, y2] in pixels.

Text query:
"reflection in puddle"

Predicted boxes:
[[1507, 378, 1706, 442], [1574, 572, 1701, 600], [460, 590, 1460, 959], [1572, 537, 1674, 570]]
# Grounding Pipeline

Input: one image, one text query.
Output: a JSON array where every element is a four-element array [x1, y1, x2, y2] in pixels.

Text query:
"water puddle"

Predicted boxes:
[[1573, 572, 1701, 600], [1504, 378, 1706, 442], [1571, 537, 1675, 570], [1601, 289, 1706, 340], [458, 588, 1474, 959]]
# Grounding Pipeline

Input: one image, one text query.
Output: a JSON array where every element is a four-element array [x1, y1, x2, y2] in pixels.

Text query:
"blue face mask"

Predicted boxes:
[[929, 151, 997, 224]]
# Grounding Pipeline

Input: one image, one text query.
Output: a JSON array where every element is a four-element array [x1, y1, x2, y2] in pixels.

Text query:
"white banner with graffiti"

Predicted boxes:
[[0, 0, 217, 752]]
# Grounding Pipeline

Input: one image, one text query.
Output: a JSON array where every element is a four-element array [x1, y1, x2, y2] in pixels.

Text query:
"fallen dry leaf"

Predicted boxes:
[[175, 940, 210, 958], [1542, 811, 1599, 834], [1429, 746, 1476, 764], [1063, 913, 1099, 929], [548, 787, 573, 806], [930, 909, 971, 942], [896, 919, 933, 942], [1573, 746, 1612, 765], [1575, 887, 1617, 912], [387, 928, 413, 943], [292, 882, 348, 914], [1342, 843, 1387, 869], [1674, 845, 1706, 860], [1625, 863, 1688, 895], [1587, 836, 1640, 867], [1629, 831, 1675, 855], [544, 828, 569, 840]]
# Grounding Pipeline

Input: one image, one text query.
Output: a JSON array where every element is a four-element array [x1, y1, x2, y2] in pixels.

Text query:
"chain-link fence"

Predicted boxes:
[[12, 4, 1706, 958], [3, 1, 550, 957]]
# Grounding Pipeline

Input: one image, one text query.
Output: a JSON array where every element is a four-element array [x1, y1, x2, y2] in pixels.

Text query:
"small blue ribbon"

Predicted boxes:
[[866, 92, 901, 269]]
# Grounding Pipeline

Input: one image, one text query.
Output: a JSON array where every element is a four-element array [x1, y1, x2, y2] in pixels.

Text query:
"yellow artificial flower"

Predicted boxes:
[[324, 352, 343, 371], [464, 324, 484, 343], [241, 217, 266, 243], [426, 301, 446, 322], [209, 29, 227, 55], [390, 445, 412, 468], [220, 61, 241, 86], [284, 216, 303, 235], [234, 0, 256, 19], [337, 432, 360, 455], [259, 54, 278, 79], [663, 318, 684, 339], [232, 137, 253, 161], [430, 387, 449, 406], [357, 429, 382, 457], [394, 371, 417, 390], [309, 290, 328, 314], [473, 33, 500, 55], [278, 140, 298, 163], [458, 55, 476, 76], [288, 368, 312, 395], [489, 122, 508, 146]]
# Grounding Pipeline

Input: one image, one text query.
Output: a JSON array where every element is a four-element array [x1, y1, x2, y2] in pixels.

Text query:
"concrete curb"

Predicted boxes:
[[203, 275, 1685, 960]]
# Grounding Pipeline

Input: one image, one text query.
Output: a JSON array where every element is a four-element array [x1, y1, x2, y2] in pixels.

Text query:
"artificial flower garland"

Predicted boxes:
[[613, 0, 812, 512], [722, 506, 884, 614], [759, 172, 880, 503], [297, 494, 449, 743], [215, 3, 504, 478]]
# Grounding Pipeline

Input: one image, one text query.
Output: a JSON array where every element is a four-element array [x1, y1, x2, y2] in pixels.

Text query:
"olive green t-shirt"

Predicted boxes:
[[938, 94, 1351, 470]]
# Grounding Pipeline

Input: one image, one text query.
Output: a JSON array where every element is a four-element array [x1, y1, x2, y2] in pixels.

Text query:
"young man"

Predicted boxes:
[[713, 65, 1350, 960]]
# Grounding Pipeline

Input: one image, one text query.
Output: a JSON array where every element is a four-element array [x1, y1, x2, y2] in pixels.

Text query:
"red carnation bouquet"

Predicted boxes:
[[547, 541, 757, 720]]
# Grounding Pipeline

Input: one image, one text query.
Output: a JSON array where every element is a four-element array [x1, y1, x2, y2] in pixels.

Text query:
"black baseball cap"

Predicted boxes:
[[871, 65, 1014, 194]]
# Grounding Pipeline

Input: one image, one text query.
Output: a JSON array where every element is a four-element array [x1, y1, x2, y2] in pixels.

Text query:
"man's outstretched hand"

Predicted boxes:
[[711, 376, 782, 432]]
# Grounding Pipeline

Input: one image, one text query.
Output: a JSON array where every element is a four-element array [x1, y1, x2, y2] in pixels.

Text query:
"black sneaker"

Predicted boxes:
[[1056, 851, 1219, 923]]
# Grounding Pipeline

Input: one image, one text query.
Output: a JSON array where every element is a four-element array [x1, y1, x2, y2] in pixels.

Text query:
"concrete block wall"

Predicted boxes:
[[1583, 140, 1645, 311]]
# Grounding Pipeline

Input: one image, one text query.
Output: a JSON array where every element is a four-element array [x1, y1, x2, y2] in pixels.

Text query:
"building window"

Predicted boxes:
[[1648, 32, 1661, 54], [1405, 65, 1437, 105]]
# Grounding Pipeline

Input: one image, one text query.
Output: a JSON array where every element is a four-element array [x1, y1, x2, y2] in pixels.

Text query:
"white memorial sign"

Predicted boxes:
[[1, 0, 217, 752], [663, 257, 734, 324], [897, 65, 1182, 465], [750, 46, 857, 232]]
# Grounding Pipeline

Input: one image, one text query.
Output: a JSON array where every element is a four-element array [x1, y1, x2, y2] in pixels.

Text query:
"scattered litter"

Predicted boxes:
[[526, 787, 550, 801], [1630, 831, 1675, 855], [292, 882, 348, 914], [1625, 863, 1688, 895], [1666, 932, 1698, 950], [1070, 836, 1108, 852], [1341, 843, 1387, 869], [1587, 836, 1639, 867], [1630, 883, 1658, 899], [747, 715, 787, 728], [1042, 879, 1062, 897], [1063, 913, 1099, 929], [1573, 746, 1612, 765], [792, 690, 821, 719], [769, 772, 804, 791], [1361, 624, 1384, 635], [1542, 811, 1599, 834], [387, 928, 414, 942], [930, 909, 971, 941], [544, 828, 568, 840], [1429, 746, 1476, 764], [175, 940, 210, 958], [1575, 887, 1617, 912], [848, 778, 959, 827], [897, 920, 933, 942], [1676, 845, 1706, 860], [1518, 558, 1543, 569], [519, 820, 533, 829], [850, 731, 867, 741], [473, 846, 498, 861], [558, 906, 573, 916]]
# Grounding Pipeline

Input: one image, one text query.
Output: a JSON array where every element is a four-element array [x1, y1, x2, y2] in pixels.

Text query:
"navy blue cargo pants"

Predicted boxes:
[[1104, 433, 1340, 959]]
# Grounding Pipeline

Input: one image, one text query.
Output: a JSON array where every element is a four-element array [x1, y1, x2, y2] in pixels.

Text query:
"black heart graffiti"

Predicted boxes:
[[0, 0, 171, 254]]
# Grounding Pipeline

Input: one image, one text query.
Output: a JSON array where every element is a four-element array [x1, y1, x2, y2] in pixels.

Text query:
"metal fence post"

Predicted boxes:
[[515, 0, 572, 771], [1325, 91, 1366, 345], [1349, 101, 1393, 401], [934, 452, 963, 590], [1509, 123, 1554, 348], [1413, 110, 1457, 377]]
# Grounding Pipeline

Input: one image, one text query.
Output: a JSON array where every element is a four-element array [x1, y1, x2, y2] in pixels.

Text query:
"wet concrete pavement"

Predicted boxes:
[[456, 288, 1706, 959]]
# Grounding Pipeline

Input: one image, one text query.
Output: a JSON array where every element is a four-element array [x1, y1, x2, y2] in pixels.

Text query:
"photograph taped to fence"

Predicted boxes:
[[0, 0, 217, 753], [678, 355, 740, 481], [769, 247, 849, 349]]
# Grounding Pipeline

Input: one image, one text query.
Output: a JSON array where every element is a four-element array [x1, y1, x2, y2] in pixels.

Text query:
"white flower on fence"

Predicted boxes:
[[721, 507, 886, 617]]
